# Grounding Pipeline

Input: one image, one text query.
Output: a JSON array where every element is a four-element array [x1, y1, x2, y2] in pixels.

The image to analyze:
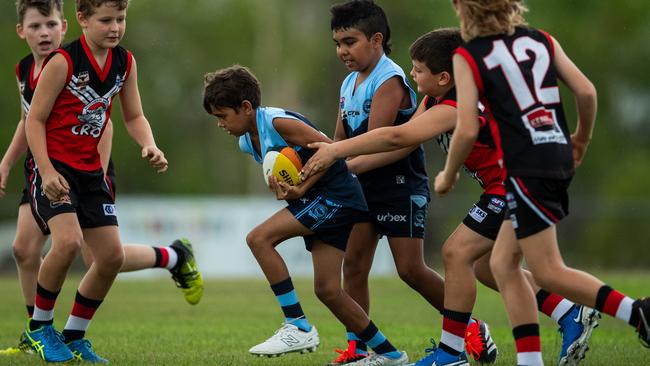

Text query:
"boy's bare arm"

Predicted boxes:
[[302, 104, 456, 178], [25, 53, 70, 201], [435, 54, 480, 197], [552, 36, 597, 167], [118, 57, 168, 173]]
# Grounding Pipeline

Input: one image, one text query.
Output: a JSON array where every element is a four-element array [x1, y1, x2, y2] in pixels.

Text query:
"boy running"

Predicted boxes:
[[303, 28, 599, 366], [436, 1, 649, 365], [203, 65, 409, 366]]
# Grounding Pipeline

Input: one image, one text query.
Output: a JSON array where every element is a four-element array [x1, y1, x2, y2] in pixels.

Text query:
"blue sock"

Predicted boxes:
[[357, 321, 400, 359], [347, 331, 368, 355], [270, 277, 311, 332]]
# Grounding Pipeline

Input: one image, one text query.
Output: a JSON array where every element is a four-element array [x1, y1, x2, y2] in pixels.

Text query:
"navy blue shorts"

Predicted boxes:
[[287, 195, 365, 251], [24, 157, 118, 235], [462, 194, 506, 240], [504, 176, 571, 239], [359, 194, 428, 238]]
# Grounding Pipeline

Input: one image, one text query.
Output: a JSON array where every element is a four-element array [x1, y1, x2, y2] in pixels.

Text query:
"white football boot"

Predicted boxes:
[[347, 351, 408, 366], [249, 323, 319, 357]]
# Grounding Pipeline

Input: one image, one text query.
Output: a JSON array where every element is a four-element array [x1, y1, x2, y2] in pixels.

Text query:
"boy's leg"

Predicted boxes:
[[60, 225, 123, 363], [312, 241, 407, 366], [520, 226, 647, 345], [13, 203, 47, 318], [490, 220, 543, 366], [247, 208, 319, 356], [337, 222, 377, 360], [80, 240, 203, 305], [388, 237, 445, 311]]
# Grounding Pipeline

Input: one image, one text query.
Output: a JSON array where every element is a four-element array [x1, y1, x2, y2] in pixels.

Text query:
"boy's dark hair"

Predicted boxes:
[[409, 28, 463, 74], [203, 65, 261, 113], [330, 0, 392, 55], [76, 0, 128, 17], [16, 0, 64, 24]]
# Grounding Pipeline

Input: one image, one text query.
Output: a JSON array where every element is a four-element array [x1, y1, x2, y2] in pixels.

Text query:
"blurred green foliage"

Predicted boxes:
[[1, 1, 649, 267]]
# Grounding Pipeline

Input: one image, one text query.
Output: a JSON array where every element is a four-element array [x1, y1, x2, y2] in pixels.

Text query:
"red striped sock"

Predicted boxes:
[[440, 309, 471, 355], [595, 285, 635, 324], [536, 289, 574, 323], [32, 283, 59, 326], [513, 323, 543, 366], [62, 291, 103, 343]]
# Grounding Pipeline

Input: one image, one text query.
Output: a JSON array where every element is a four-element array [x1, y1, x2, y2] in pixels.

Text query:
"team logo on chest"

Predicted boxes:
[[68, 72, 125, 139], [73, 97, 110, 138]]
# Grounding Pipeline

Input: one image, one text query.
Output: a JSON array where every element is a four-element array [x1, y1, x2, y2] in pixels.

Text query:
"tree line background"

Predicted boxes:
[[0, 0, 648, 268]]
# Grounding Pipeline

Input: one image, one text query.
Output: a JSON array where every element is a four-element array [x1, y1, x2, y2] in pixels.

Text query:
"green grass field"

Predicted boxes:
[[0, 272, 648, 365]]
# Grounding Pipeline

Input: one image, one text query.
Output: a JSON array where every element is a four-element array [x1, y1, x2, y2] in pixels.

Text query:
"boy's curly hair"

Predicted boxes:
[[76, 0, 128, 17], [203, 65, 261, 113], [457, 0, 527, 41]]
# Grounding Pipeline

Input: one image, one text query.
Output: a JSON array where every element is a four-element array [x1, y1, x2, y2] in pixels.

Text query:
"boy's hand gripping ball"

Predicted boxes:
[[263, 147, 303, 186]]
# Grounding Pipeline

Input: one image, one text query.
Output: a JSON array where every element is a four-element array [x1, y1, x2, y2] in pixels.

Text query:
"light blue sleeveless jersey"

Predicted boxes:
[[239, 107, 367, 211], [339, 55, 429, 201]]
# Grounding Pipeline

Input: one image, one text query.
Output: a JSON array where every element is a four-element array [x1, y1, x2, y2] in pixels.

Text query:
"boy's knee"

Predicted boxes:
[[95, 248, 125, 274], [52, 234, 83, 259], [342, 258, 370, 280], [314, 281, 341, 304], [531, 264, 563, 290], [396, 264, 420, 286], [12, 239, 43, 266], [246, 230, 268, 253]]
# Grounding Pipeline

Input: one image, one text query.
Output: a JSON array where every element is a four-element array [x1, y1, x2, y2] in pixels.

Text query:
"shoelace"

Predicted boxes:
[[332, 341, 365, 363], [464, 322, 486, 361]]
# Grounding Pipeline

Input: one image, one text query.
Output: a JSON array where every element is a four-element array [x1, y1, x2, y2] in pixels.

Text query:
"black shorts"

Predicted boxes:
[[359, 194, 428, 238], [24, 157, 118, 235], [20, 163, 117, 206], [287, 193, 365, 252], [462, 194, 506, 240], [504, 176, 571, 239]]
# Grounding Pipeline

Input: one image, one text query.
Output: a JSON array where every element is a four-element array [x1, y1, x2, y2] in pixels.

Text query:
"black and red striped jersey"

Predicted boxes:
[[43, 35, 132, 171], [424, 88, 505, 195], [16, 53, 37, 116], [455, 26, 574, 179]]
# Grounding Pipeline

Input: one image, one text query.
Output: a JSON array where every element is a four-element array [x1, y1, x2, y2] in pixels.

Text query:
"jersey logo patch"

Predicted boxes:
[[103, 204, 116, 216], [469, 205, 487, 223]]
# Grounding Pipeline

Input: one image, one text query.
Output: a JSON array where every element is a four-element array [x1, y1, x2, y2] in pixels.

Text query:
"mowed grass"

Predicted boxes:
[[0, 272, 648, 365]]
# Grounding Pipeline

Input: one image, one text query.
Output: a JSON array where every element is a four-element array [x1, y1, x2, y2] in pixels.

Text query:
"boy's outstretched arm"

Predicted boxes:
[[25, 54, 70, 201], [119, 57, 168, 173], [552, 36, 597, 168], [434, 54, 480, 197], [302, 102, 456, 179]]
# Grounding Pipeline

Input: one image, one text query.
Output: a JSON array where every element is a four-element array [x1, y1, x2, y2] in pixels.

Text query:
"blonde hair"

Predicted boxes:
[[457, 0, 528, 41]]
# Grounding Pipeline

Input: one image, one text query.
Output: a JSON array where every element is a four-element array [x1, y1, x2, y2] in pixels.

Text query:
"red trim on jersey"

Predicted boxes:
[[483, 103, 508, 182], [515, 336, 541, 353], [125, 51, 133, 81], [29, 60, 39, 90], [423, 95, 430, 106], [539, 29, 555, 59], [438, 99, 457, 108], [80, 35, 113, 82], [455, 47, 484, 94], [514, 177, 560, 222]]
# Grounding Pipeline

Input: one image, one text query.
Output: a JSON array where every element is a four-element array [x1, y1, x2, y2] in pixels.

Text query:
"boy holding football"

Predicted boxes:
[[203, 65, 409, 365]]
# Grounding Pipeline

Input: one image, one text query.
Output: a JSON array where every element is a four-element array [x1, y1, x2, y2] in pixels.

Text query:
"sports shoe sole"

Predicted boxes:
[[251, 344, 319, 357], [559, 308, 600, 366]]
